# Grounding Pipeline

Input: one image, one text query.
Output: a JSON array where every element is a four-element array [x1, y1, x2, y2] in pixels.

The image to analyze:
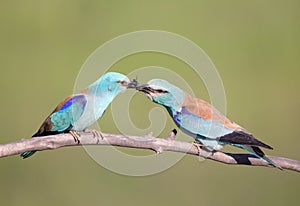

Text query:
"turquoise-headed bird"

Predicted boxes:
[[136, 79, 281, 169], [21, 72, 136, 159]]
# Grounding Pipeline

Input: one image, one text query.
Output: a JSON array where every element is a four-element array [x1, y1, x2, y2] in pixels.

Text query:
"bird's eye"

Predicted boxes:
[[117, 80, 127, 85], [155, 89, 168, 93]]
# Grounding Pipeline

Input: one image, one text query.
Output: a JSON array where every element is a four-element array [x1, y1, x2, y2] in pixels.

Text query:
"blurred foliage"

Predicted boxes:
[[0, 1, 299, 206]]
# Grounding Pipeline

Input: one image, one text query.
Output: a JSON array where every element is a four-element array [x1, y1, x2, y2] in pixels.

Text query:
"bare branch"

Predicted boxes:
[[0, 131, 299, 173]]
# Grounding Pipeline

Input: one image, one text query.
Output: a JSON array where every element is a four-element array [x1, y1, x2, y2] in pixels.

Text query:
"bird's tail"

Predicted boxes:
[[260, 154, 282, 170], [238, 144, 282, 170], [20, 132, 41, 159], [20, 150, 37, 159]]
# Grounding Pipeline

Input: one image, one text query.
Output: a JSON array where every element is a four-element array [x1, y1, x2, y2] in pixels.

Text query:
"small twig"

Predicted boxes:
[[0, 131, 299, 172], [167, 129, 178, 140]]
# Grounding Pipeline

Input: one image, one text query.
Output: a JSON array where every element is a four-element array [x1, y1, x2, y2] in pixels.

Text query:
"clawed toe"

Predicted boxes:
[[193, 142, 203, 154], [70, 131, 81, 144], [85, 129, 104, 141]]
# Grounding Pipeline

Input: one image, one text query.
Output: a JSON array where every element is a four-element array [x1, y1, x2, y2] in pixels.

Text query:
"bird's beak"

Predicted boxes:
[[127, 79, 139, 89], [136, 84, 153, 94]]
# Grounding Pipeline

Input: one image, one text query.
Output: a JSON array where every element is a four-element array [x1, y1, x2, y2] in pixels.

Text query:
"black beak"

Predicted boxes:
[[136, 84, 153, 94], [127, 79, 139, 89]]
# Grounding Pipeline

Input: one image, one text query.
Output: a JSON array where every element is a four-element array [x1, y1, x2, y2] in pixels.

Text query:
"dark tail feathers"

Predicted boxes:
[[20, 150, 37, 159], [218, 131, 273, 149], [20, 132, 40, 159]]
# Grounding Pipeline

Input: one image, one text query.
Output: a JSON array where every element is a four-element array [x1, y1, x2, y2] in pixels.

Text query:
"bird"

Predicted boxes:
[[135, 79, 281, 169], [21, 72, 137, 159]]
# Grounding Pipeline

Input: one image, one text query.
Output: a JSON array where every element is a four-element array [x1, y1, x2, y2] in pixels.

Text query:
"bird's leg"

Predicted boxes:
[[193, 142, 203, 155], [70, 131, 81, 144], [193, 142, 215, 161]]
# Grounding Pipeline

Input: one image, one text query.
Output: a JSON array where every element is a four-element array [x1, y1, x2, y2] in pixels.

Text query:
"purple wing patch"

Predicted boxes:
[[60, 95, 87, 111], [173, 107, 197, 125]]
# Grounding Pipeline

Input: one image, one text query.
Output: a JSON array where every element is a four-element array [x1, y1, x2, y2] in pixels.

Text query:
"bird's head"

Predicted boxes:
[[90, 72, 137, 96], [136, 79, 185, 110]]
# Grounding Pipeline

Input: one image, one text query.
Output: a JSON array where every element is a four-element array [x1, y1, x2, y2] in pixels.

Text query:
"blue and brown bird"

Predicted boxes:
[[136, 79, 281, 169], [21, 72, 137, 158]]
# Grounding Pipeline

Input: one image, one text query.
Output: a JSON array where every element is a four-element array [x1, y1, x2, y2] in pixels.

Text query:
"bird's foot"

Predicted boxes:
[[193, 142, 203, 155], [192, 142, 214, 161], [85, 129, 104, 142], [70, 131, 81, 144]]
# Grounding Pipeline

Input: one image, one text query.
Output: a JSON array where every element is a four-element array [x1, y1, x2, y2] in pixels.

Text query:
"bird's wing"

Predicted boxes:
[[173, 107, 234, 139], [34, 94, 87, 136], [218, 131, 273, 149], [182, 94, 243, 131], [181, 94, 273, 150]]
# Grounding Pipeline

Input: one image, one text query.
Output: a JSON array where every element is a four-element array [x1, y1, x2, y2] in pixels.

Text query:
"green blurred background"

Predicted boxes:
[[1, 0, 299, 205]]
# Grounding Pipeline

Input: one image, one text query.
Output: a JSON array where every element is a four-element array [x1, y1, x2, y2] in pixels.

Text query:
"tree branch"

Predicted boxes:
[[1, 131, 299, 173]]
